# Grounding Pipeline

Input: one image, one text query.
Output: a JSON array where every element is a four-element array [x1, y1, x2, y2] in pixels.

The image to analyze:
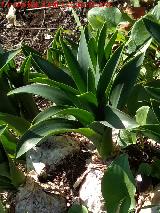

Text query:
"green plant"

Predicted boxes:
[[5, 9, 160, 213], [0, 48, 38, 121], [68, 204, 88, 213], [8, 24, 143, 160], [5, 20, 146, 212], [0, 124, 25, 192]]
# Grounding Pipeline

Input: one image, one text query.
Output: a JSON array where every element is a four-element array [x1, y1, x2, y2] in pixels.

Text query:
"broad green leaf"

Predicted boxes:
[[145, 86, 160, 100], [112, 53, 144, 109], [143, 18, 160, 44], [16, 118, 82, 158], [117, 130, 136, 148], [102, 154, 136, 213], [105, 105, 138, 129], [127, 17, 151, 53], [91, 105, 138, 130], [136, 106, 159, 125], [97, 45, 123, 101], [0, 113, 30, 135], [61, 39, 86, 93], [31, 53, 76, 87], [151, 1, 160, 20], [88, 7, 122, 30], [33, 106, 94, 125], [68, 204, 88, 213], [0, 49, 21, 72], [8, 84, 73, 106]]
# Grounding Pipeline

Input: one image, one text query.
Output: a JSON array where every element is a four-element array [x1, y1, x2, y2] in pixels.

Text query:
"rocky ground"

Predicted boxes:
[[0, 6, 82, 52]]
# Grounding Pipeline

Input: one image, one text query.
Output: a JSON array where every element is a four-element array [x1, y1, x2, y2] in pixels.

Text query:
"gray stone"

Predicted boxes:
[[79, 168, 106, 213], [15, 176, 67, 213], [27, 135, 80, 175]]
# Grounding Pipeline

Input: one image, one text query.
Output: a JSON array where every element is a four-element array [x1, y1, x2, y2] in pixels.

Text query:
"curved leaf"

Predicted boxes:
[[16, 118, 82, 158], [112, 53, 144, 109], [90, 105, 138, 130], [97, 45, 123, 101], [61, 39, 86, 92], [33, 106, 68, 124], [31, 53, 76, 87], [78, 29, 93, 75], [0, 49, 21, 72], [33, 106, 94, 125], [77, 92, 98, 106], [8, 84, 73, 106], [32, 77, 79, 95], [105, 31, 118, 60], [136, 106, 159, 125], [0, 113, 30, 135], [143, 18, 160, 44], [102, 154, 136, 213], [127, 17, 151, 53], [88, 7, 123, 30], [97, 23, 107, 69]]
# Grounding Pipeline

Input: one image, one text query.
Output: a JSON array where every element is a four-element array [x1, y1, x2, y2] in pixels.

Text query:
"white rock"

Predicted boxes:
[[6, 5, 16, 27], [139, 206, 160, 213], [27, 135, 80, 175], [44, 34, 53, 40], [15, 176, 67, 213], [79, 169, 106, 213]]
